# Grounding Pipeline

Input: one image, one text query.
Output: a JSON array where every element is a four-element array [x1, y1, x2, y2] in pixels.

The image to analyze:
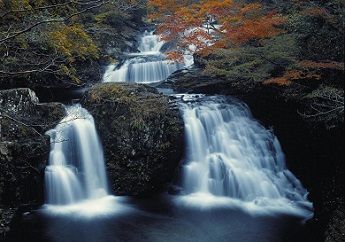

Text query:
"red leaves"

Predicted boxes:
[[148, 0, 285, 60], [228, 13, 285, 44]]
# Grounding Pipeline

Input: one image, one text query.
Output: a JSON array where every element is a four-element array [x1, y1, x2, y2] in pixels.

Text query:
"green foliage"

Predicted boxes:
[[287, 11, 344, 61], [204, 34, 299, 82], [49, 24, 99, 60], [94, 7, 128, 25], [0, 0, 143, 85]]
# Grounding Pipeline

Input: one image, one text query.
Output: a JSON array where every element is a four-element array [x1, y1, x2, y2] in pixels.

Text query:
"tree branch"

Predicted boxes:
[[0, 0, 109, 44]]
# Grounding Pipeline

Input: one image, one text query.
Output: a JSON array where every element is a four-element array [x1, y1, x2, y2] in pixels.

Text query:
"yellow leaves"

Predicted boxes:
[[59, 64, 81, 84], [95, 12, 111, 24], [49, 24, 99, 61], [9, 0, 31, 11]]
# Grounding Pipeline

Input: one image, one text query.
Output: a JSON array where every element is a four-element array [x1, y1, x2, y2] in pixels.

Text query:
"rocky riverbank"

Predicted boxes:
[[0, 89, 65, 238]]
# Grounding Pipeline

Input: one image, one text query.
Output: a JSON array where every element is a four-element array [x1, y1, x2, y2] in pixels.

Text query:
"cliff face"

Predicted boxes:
[[82, 83, 184, 196], [0, 88, 65, 238]]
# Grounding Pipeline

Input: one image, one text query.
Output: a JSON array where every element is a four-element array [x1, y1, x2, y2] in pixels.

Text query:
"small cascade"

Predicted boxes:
[[103, 30, 192, 83], [179, 95, 312, 213], [45, 105, 108, 205]]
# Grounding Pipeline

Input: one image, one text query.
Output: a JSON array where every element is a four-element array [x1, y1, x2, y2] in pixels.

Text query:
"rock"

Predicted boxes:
[[325, 201, 345, 242], [82, 83, 184, 196], [0, 207, 17, 240], [0, 88, 65, 223]]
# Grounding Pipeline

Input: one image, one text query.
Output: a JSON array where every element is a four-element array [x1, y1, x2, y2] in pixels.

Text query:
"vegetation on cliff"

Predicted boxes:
[[149, 0, 344, 130], [0, 0, 146, 88]]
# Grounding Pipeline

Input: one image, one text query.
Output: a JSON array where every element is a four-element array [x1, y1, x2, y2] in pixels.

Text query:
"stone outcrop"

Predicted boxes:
[[82, 83, 184, 196], [0, 88, 65, 238]]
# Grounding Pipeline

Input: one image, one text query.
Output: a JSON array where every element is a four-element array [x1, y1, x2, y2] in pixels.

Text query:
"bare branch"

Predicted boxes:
[[0, 0, 110, 44]]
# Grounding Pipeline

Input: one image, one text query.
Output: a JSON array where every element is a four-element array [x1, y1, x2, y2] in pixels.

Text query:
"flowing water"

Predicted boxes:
[[103, 30, 192, 83], [6, 30, 316, 242], [177, 95, 312, 216], [45, 105, 108, 205]]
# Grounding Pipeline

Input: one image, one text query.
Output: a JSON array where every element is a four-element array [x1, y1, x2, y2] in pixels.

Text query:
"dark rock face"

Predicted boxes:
[[0, 88, 65, 237], [82, 83, 184, 196]]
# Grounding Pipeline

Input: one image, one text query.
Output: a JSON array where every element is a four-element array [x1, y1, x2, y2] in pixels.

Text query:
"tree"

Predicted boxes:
[[0, 0, 146, 86], [148, 0, 285, 60]]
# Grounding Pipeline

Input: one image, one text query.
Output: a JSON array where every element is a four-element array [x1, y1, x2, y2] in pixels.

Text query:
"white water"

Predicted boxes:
[[45, 105, 108, 205], [179, 95, 313, 216], [103, 30, 192, 83]]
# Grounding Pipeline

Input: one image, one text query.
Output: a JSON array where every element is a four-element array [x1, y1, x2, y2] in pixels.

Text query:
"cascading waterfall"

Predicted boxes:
[[179, 95, 312, 214], [45, 105, 108, 205], [103, 30, 192, 83]]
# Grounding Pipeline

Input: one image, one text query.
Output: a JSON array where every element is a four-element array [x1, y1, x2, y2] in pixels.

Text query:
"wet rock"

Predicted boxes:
[[325, 201, 345, 242], [0, 88, 65, 237], [82, 83, 184, 195], [0, 207, 17, 240]]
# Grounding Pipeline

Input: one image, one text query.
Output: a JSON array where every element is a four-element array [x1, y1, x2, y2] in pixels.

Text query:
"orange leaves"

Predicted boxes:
[[298, 60, 344, 71], [229, 13, 285, 44], [166, 51, 185, 62], [263, 68, 322, 86], [264, 59, 344, 86], [148, 0, 285, 60], [263, 76, 293, 86]]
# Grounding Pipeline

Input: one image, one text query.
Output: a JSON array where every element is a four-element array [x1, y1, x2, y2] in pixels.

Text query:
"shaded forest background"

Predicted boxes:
[[0, 0, 146, 88]]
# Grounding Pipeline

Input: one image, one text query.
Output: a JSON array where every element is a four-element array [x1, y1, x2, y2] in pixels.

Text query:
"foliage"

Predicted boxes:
[[148, 0, 344, 128], [148, 0, 285, 59], [0, 0, 146, 86], [49, 25, 99, 60], [203, 34, 299, 83]]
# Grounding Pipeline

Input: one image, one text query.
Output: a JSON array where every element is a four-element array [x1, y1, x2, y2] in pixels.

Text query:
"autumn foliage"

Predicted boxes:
[[148, 0, 285, 59]]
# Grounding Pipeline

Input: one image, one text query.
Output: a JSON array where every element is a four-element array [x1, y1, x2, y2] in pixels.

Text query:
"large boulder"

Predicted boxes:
[[82, 83, 184, 196], [0, 88, 65, 237]]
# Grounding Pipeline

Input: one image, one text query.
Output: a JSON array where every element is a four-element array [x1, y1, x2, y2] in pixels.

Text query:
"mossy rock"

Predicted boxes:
[[82, 83, 184, 195]]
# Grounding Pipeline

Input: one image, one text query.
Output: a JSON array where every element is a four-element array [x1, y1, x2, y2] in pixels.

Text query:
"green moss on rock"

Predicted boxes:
[[82, 83, 184, 195]]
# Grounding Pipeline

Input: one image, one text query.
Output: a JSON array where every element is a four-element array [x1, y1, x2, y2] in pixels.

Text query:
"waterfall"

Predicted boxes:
[[179, 95, 312, 213], [45, 105, 108, 205], [103, 30, 192, 83]]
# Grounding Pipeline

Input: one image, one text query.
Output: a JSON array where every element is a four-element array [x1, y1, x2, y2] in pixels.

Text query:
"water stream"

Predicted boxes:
[[103, 30, 193, 83], [44, 105, 108, 206], [178, 95, 312, 216], [7, 29, 315, 242]]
